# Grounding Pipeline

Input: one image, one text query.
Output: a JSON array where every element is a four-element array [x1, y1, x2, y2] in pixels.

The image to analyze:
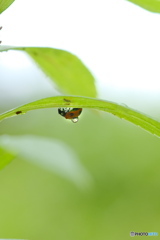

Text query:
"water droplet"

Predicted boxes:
[[71, 118, 79, 123]]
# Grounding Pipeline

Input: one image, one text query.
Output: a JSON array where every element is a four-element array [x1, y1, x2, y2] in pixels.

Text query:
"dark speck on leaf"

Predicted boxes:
[[16, 111, 22, 115], [64, 98, 71, 102]]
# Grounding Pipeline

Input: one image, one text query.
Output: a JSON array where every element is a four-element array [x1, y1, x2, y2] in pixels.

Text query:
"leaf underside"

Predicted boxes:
[[0, 96, 160, 138]]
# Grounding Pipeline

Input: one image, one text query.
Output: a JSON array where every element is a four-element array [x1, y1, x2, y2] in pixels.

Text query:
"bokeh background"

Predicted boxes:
[[1, 0, 160, 239]]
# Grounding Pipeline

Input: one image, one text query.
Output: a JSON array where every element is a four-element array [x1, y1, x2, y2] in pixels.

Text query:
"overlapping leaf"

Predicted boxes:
[[0, 146, 15, 169], [0, 46, 97, 97], [127, 0, 160, 13], [0, 135, 91, 187], [0, 0, 15, 14]]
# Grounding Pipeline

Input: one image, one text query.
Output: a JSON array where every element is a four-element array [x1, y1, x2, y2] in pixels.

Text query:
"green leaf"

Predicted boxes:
[[0, 95, 160, 137], [0, 146, 15, 170], [0, 135, 92, 187], [0, 0, 15, 14], [127, 0, 160, 13], [0, 46, 97, 97]]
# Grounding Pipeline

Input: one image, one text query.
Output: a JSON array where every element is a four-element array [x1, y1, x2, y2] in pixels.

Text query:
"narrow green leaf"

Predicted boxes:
[[0, 46, 97, 97], [0, 96, 160, 137], [0, 146, 15, 170], [0, 135, 92, 187], [127, 0, 160, 13], [0, 0, 15, 14]]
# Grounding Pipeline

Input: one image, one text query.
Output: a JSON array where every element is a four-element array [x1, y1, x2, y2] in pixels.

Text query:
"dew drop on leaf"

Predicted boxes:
[[71, 118, 79, 123]]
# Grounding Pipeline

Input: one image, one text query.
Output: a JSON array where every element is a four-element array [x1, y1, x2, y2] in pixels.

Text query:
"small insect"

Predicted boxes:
[[58, 108, 82, 123]]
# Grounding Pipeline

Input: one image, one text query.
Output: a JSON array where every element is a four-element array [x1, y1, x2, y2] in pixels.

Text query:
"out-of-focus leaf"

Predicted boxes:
[[0, 96, 160, 138], [0, 135, 92, 187], [0, 46, 97, 97], [0, 146, 15, 169], [127, 0, 160, 13], [0, 0, 15, 14]]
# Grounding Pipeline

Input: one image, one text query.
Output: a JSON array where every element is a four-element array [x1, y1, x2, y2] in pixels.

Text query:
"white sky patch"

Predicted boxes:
[[0, 50, 32, 69]]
